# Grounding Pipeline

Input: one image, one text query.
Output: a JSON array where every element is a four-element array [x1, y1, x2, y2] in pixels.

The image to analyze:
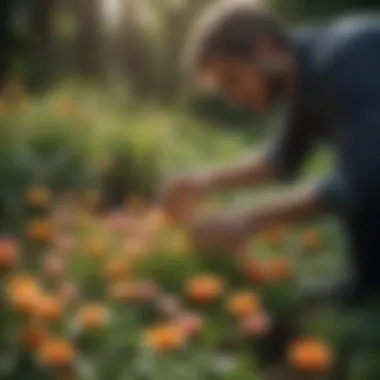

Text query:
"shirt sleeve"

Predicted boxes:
[[264, 103, 317, 180]]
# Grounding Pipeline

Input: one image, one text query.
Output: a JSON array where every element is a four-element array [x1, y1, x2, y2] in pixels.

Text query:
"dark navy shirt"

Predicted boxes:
[[265, 13, 380, 216]]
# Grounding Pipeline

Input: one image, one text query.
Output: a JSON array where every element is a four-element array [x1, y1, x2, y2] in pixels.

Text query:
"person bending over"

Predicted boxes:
[[161, 2, 380, 379]]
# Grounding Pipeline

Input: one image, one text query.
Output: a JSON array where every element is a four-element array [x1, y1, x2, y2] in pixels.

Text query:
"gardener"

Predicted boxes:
[[161, 1, 380, 379]]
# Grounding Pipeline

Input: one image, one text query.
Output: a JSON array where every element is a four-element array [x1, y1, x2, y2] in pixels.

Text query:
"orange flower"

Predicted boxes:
[[260, 225, 288, 245], [6, 275, 40, 297], [26, 219, 55, 244], [23, 324, 50, 351], [6, 275, 42, 315], [104, 258, 130, 281], [0, 237, 19, 269], [110, 281, 159, 303], [245, 258, 293, 283], [26, 186, 51, 207], [287, 338, 334, 373], [268, 258, 293, 281], [34, 295, 64, 323], [38, 338, 76, 368], [110, 282, 136, 302], [301, 229, 323, 252], [226, 291, 261, 318], [145, 323, 185, 352], [185, 274, 224, 303], [77, 304, 110, 330]]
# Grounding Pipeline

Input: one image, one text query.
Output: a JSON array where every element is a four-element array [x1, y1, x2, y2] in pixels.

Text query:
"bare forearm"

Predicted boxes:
[[200, 151, 277, 192], [243, 183, 326, 233]]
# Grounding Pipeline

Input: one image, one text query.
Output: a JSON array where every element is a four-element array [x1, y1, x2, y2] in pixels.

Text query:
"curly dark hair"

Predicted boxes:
[[182, 1, 291, 76]]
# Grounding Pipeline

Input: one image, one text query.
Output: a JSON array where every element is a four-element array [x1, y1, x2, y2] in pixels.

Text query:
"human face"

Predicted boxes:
[[196, 58, 271, 113]]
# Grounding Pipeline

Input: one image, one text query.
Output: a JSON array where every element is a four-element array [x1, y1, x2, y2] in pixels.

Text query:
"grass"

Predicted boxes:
[[0, 83, 354, 380]]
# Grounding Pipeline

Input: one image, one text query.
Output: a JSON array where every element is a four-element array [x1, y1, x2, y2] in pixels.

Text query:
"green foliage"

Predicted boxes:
[[270, 0, 380, 23], [0, 85, 367, 379]]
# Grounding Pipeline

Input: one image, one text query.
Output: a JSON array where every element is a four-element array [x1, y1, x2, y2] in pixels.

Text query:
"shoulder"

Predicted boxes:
[[313, 14, 380, 70], [302, 14, 380, 104]]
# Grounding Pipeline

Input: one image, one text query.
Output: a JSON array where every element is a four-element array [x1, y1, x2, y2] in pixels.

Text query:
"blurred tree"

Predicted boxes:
[[270, 0, 380, 23], [0, 1, 16, 89], [73, 0, 104, 80], [158, 0, 213, 103], [28, 0, 57, 91], [117, 0, 155, 98]]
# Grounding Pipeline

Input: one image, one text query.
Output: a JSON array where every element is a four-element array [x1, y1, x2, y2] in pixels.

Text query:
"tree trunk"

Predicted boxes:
[[118, 0, 155, 98], [0, 1, 15, 89], [158, 0, 212, 103], [73, 0, 104, 80], [29, 0, 57, 91]]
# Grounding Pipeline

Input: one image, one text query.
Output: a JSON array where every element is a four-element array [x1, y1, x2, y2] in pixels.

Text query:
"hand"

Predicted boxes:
[[160, 175, 207, 223], [188, 213, 251, 257]]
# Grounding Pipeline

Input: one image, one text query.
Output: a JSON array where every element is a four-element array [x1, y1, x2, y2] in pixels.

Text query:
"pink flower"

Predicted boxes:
[[51, 204, 75, 229], [52, 234, 76, 257], [43, 254, 65, 279], [57, 282, 80, 307], [175, 313, 204, 338], [157, 295, 182, 317], [135, 281, 160, 302], [104, 211, 137, 234], [240, 312, 271, 338]]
